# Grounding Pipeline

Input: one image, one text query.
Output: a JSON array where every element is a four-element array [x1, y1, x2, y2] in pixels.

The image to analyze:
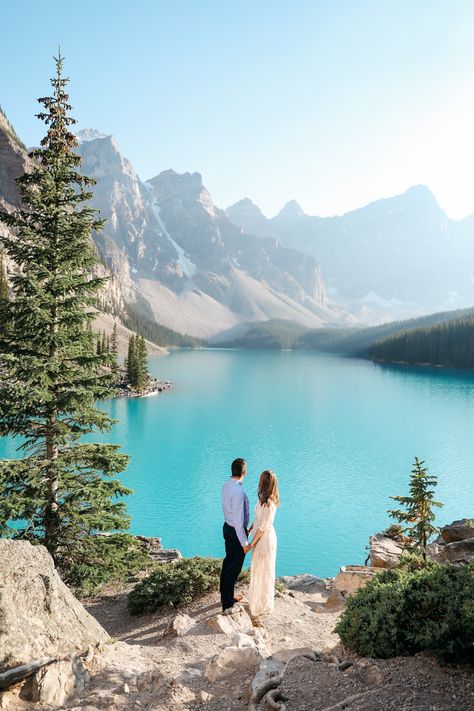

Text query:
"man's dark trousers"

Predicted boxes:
[[220, 522, 245, 611]]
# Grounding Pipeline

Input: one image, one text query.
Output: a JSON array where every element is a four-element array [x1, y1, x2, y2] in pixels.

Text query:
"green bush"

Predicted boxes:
[[128, 557, 252, 614], [336, 562, 474, 663], [61, 533, 151, 597], [128, 557, 222, 613]]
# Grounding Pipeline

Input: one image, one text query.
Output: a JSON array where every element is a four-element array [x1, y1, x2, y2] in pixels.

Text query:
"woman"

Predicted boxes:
[[248, 470, 279, 623]]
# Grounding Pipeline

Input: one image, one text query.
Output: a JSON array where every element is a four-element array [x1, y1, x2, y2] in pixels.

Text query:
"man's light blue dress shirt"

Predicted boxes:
[[221, 478, 250, 547]]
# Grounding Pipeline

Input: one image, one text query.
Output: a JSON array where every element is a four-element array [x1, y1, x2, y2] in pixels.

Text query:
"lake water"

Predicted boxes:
[[2, 349, 474, 577]]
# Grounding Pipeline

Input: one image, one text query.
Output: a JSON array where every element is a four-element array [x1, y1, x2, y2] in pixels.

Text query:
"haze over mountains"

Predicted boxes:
[[227, 187, 474, 322], [2, 109, 474, 339]]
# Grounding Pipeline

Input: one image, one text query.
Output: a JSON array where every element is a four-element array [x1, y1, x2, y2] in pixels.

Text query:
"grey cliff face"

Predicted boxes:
[[75, 133, 333, 334], [0, 113, 128, 315], [145, 169, 328, 304]]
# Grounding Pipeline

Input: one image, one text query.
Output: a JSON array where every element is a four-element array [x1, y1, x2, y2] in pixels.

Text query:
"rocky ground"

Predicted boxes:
[[6, 579, 473, 711], [2, 525, 474, 711]]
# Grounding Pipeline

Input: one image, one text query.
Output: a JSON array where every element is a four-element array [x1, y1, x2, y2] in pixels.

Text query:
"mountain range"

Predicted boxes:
[[227, 188, 474, 322], [2, 108, 474, 340], [75, 130, 337, 337]]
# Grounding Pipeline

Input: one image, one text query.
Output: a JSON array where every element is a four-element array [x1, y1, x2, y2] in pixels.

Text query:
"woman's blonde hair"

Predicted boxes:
[[258, 470, 280, 506]]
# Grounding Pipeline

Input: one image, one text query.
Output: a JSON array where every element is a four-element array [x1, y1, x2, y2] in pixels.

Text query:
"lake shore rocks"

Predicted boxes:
[[333, 565, 377, 597], [114, 376, 172, 398], [426, 519, 474, 564], [440, 518, 474, 543], [369, 533, 404, 568], [278, 573, 330, 593]]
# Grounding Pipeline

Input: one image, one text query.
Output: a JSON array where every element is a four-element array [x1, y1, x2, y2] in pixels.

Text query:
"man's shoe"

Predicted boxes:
[[222, 606, 234, 616]]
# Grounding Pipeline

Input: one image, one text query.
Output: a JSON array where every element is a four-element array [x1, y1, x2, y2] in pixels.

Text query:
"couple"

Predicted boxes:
[[220, 458, 279, 624]]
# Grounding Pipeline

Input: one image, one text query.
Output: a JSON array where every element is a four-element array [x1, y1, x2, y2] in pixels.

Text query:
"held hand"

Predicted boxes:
[[243, 544, 252, 554]]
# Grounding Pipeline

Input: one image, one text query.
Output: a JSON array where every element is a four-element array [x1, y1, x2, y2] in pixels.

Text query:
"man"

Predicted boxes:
[[220, 457, 252, 612]]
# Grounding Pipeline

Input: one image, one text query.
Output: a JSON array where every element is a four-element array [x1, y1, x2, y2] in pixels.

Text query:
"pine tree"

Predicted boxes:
[[110, 321, 119, 375], [0, 251, 9, 336], [125, 334, 149, 390], [0, 251, 8, 303], [389, 457, 444, 559], [0, 54, 132, 579], [126, 334, 137, 385], [101, 330, 107, 355], [136, 335, 149, 391]]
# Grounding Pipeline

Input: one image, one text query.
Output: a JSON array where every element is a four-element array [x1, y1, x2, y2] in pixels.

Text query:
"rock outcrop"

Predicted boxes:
[[369, 533, 403, 568], [0, 540, 109, 672], [440, 518, 474, 543], [333, 565, 377, 597]]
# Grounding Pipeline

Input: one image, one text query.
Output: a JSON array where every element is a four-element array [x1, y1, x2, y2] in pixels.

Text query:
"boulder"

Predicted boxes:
[[426, 541, 445, 563], [278, 574, 329, 593], [20, 657, 89, 706], [205, 640, 262, 682], [369, 534, 403, 568], [163, 613, 195, 637], [440, 537, 474, 564], [232, 632, 257, 649], [440, 519, 474, 543], [251, 658, 285, 703], [0, 540, 109, 672], [152, 549, 182, 564], [333, 565, 376, 597], [323, 589, 347, 611], [206, 604, 253, 635], [272, 647, 316, 663]]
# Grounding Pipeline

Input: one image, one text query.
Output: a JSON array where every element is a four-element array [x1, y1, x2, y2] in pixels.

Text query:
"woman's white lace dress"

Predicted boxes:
[[248, 500, 277, 617]]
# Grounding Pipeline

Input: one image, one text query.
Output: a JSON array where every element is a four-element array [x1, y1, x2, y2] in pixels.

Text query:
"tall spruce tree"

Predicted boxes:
[[389, 457, 444, 559], [126, 334, 149, 390], [126, 334, 137, 385], [136, 335, 149, 390], [110, 321, 119, 375], [0, 251, 9, 335], [0, 54, 135, 583]]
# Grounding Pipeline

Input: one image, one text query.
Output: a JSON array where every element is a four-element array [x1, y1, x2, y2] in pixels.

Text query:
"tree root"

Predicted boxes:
[[264, 688, 287, 711], [319, 686, 384, 710]]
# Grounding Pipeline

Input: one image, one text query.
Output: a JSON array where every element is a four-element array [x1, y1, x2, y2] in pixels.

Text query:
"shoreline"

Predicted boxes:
[[113, 377, 173, 399]]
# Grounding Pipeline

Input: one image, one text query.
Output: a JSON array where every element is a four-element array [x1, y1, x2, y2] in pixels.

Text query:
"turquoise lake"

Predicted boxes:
[[2, 348, 474, 577]]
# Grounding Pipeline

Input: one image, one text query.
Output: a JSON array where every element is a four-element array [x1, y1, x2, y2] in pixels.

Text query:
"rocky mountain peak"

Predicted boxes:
[[147, 169, 203, 201], [227, 197, 263, 218], [277, 199, 306, 219], [147, 170, 216, 218], [77, 133, 137, 182], [76, 128, 109, 143]]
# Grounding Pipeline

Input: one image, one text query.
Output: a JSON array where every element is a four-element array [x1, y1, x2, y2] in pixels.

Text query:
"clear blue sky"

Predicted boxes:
[[2, 0, 474, 218]]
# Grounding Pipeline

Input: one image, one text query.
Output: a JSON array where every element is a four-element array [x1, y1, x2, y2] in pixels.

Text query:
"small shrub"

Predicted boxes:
[[128, 557, 223, 613], [336, 562, 474, 664], [382, 523, 405, 542], [61, 533, 151, 598]]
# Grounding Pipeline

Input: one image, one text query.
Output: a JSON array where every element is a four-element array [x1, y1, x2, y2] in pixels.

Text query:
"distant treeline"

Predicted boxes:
[[369, 314, 474, 369], [214, 320, 308, 350], [123, 296, 201, 348], [210, 307, 474, 369]]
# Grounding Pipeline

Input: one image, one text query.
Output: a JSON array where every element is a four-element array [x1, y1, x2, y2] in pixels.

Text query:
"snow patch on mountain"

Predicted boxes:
[[143, 183, 196, 279], [76, 129, 108, 142]]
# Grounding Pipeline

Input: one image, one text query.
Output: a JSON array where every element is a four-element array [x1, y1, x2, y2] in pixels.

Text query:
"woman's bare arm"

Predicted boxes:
[[250, 528, 264, 549]]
